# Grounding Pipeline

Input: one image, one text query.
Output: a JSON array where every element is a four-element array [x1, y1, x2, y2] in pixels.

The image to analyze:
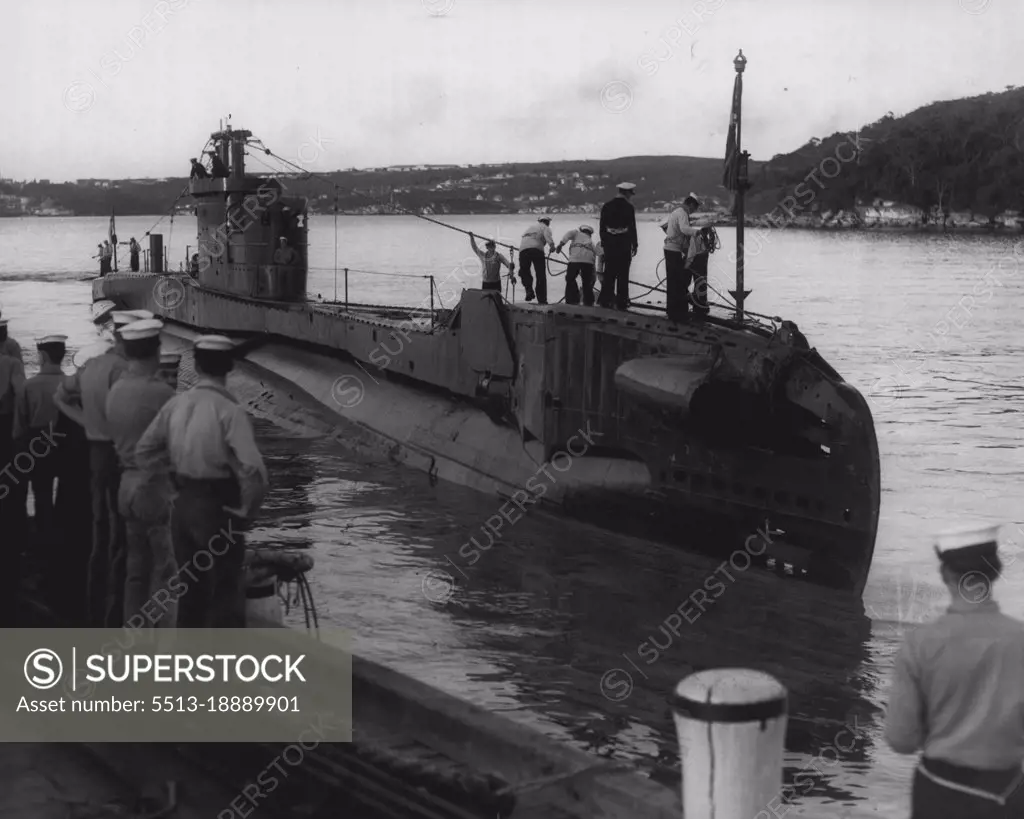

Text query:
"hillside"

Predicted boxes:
[[753, 86, 1024, 224], [0, 155, 755, 218], [3, 86, 1022, 226]]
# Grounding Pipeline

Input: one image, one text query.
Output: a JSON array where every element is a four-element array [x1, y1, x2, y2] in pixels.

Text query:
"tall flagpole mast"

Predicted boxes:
[[729, 50, 751, 321]]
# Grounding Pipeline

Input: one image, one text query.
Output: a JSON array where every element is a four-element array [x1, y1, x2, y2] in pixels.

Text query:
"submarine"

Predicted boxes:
[[91, 55, 880, 594]]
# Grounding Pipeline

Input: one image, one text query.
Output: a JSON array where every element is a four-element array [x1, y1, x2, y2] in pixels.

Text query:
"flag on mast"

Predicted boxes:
[[722, 71, 742, 192]]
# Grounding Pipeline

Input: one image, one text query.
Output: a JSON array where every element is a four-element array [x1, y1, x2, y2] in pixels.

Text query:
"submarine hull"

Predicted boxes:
[[94, 271, 880, 594]]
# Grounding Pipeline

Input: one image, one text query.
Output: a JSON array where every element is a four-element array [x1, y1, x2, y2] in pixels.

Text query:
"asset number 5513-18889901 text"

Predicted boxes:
[[151, 695, 300, 713]]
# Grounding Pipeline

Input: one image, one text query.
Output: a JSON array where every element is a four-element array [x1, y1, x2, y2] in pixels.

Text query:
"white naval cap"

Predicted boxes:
[[110, 311, 136, 327], [538, 216, 551, 223], [73, 340, 113, 369], [119, 318, 164, 341], [685, 191, 702, 206], [578, 225, 593, 234], [937, 522, 999, 552], [127, 309, 155, 321], [37, 334, 68, 345], [194, 334, 234, 352], [159, 350, 182, 365], [616, 182, 637, 191]]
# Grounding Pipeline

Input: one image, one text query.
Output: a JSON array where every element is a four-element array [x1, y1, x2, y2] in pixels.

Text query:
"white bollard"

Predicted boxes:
[[673, 668, 788, 819]]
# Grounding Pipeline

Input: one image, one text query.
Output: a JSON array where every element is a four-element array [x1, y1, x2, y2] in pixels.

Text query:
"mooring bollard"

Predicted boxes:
[[673, 668, 788, 818]]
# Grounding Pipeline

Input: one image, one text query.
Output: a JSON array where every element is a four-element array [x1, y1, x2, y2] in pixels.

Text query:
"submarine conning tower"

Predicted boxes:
[[188, 124, 309, 302]]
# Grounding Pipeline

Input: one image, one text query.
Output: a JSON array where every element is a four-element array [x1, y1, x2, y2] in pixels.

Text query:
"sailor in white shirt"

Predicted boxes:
[[554, 225, 598, 306], [518, 216, 555, 304], [663, 193, 704, 322], [885, 523, 1024, 818], [135, 335, 268, 627]]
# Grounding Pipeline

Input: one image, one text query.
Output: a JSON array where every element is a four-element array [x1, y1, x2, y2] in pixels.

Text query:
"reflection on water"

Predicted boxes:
[[3, 217, 1024, 817]]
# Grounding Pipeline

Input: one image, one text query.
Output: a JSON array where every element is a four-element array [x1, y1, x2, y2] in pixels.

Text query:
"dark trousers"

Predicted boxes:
[[518, 248, 547, 303], [912, 759, 1024, 819], [87, 441, 125, 627], [664, 249, 691, 321], [482, 280, 501, 292], [100, 257, 111, 275], [598, 243, 632, 309], [688, 252, 710, 316], [130, 252, 140, 272], [53, 414, 92, 623], [172, 478, 247, 628], [565, 263, 595, 306], [0, 413, 21, 626]]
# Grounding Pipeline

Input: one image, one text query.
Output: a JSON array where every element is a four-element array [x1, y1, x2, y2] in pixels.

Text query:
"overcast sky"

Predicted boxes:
[[3, 0, 1019, 181]]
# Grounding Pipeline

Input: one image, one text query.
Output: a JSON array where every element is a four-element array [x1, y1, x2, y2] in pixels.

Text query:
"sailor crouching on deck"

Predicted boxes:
[[105, 319, 178, 630], [598, 182, 638, 310], [469, 233, 514, 293], [135, 335, 268, 628], [884, 523, 1024, 819], [518, 216, 555, 304], [554, 225, 597, 306]]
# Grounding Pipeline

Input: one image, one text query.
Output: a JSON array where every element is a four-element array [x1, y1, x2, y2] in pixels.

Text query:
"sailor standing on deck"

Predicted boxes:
[[54, 311, 134, 626], [12, 335, 68, 536], [884, 523, 1024, 819], [518, 216, 555, 304], [136, 336, 268, 627], [554, 225, 598, 306], [598, 182, 638, 310], [128, 238, 141, 273], [663, 194, 704, 322], [469, 234, 514, 293], [106, 319, 178, 630]]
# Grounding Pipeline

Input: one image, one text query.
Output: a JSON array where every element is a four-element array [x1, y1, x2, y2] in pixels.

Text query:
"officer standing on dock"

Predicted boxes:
[[0, 320, 27, 621], [0, 315, 23, 362], [0, 320, 26, 463], [106, 319, 178, 629], [554, 225, 598, 306], [663, 194, 704, 322], [598, 182, 638, 310], [54, 311, 133, 626], [136, 335, 268, 627], [11, 335, 68, 536], [518, 216, 555, 304], [885, 523, 1024, 818]]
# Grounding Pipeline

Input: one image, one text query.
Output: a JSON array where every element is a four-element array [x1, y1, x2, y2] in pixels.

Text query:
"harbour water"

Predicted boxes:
[[2, 213, 1023, 817]]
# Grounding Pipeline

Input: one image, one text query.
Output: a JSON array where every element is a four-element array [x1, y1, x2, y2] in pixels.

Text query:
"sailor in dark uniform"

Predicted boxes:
[[136, 335, 268, 627], [598, 182, 638, 310], [885, 523, 1024, 819], [128, 237, 141, 272], [54, 312, 140, 626], [12, 334, 68, 536], [189, 157, 208, 179], [207, 150, 229, 178]]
